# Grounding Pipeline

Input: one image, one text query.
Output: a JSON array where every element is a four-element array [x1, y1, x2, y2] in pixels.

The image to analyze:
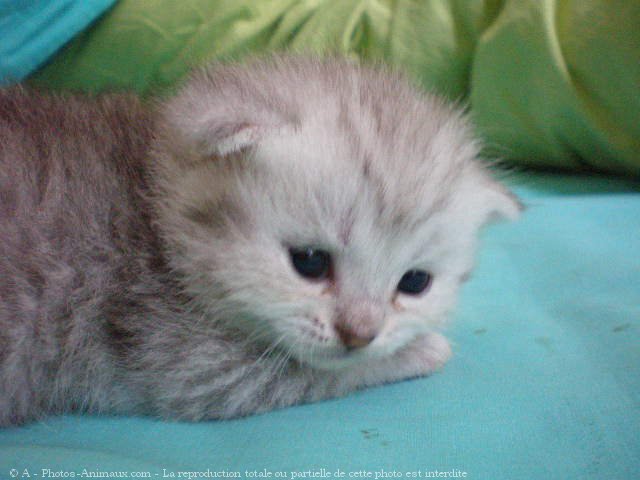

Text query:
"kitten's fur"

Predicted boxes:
[[0, 57, 520, 426]]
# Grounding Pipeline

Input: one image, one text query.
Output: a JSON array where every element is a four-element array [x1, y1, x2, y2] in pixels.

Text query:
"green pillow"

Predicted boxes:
[[30, 0, 640, 176]]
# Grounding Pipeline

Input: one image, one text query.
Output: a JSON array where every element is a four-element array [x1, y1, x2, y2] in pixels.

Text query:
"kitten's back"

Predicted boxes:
[[0, 87, 156, 424], [0, 87, 152, 222]]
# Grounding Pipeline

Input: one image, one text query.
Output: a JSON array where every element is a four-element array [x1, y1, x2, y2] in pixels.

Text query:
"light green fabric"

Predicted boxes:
[[30, 0, 640, 176], [471, 0, 640, 176], [28, 0, 493, 100]]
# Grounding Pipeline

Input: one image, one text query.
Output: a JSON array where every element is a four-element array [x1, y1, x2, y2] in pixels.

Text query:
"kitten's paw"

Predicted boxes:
[[398, 332, 452, 375], [342, 332, 452, 391]]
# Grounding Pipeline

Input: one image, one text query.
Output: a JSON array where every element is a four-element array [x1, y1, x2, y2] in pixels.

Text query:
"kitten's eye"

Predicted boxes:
[[397, 269, 432, 295], [289, 247, 331, 280]]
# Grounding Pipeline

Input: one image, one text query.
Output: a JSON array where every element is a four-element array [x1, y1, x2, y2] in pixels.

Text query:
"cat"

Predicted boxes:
[[0, 56, 520, 426]]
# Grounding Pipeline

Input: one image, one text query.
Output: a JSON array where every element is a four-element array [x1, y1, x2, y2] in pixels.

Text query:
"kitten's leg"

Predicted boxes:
[[231, 332, 452, 415], [331, 332, 452, 395], [144, 332, 451, 421]]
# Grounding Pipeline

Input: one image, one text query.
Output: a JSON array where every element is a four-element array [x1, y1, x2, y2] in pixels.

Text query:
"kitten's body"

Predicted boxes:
[[0, 58, 518, 426]]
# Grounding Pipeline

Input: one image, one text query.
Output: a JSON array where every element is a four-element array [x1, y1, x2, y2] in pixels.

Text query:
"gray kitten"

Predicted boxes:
[[0, 57, 520, 426]]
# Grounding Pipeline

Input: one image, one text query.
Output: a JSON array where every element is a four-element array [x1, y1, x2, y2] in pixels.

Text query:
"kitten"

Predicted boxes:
[[0, 57, 520, 426]]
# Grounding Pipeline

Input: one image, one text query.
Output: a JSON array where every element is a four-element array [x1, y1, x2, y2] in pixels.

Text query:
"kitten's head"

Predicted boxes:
[[152, 57, 520, 369]]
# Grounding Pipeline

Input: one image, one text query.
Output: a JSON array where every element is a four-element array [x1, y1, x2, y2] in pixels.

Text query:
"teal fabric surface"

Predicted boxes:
[[0, 0, 116, 84], [0, 172, 638, 479]]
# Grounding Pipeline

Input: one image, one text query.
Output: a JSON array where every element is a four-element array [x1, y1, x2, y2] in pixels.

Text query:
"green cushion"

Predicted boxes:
[[471, 0, 640, 176]]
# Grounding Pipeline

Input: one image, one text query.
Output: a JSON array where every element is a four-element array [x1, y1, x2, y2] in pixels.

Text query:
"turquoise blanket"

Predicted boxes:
[[0, 0, 115, 83], [1, 172, 638, 479]]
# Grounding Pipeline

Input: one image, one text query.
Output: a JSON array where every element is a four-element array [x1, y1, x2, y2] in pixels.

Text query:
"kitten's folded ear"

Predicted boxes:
[[161, 63, 293, 159], [463, 170, 523, 225], [194, 121, 263, 157], [481, 181, 523, 223]]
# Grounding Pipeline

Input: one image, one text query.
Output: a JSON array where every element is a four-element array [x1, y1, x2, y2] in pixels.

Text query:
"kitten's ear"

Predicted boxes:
[[194, 120, 263, 157], [464, 171, 523, 225], [168, 101, 271, 158], [481, 181, 523, 223], [162, 63, 293, 160]]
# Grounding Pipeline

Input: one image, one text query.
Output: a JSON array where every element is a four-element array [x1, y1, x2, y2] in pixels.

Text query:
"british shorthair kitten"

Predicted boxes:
[[0, 57, 520, 426]]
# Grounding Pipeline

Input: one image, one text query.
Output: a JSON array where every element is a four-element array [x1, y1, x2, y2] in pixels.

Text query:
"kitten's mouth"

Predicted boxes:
[[287, 338, 382, 370], [266, 316, 390, 370]]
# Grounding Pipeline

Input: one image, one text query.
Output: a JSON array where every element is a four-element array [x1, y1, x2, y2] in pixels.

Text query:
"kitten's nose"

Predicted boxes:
[[333, 300, 383, 350], [335, 324, 376, 350]]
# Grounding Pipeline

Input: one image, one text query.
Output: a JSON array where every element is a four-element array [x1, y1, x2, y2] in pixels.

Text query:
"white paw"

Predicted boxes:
[[343, 333, 452, 390], [400, 332, 452, 374]]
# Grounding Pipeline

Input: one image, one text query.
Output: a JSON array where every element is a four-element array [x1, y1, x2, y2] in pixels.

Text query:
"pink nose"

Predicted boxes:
[[333, 300, 383, 350], [335, 323, 377, 349]]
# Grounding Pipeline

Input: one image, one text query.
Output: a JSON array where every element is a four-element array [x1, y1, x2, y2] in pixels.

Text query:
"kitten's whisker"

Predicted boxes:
[[252, 333, 289, 373], [274, 340, 297, 384], [240, 324, 274, 348]]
